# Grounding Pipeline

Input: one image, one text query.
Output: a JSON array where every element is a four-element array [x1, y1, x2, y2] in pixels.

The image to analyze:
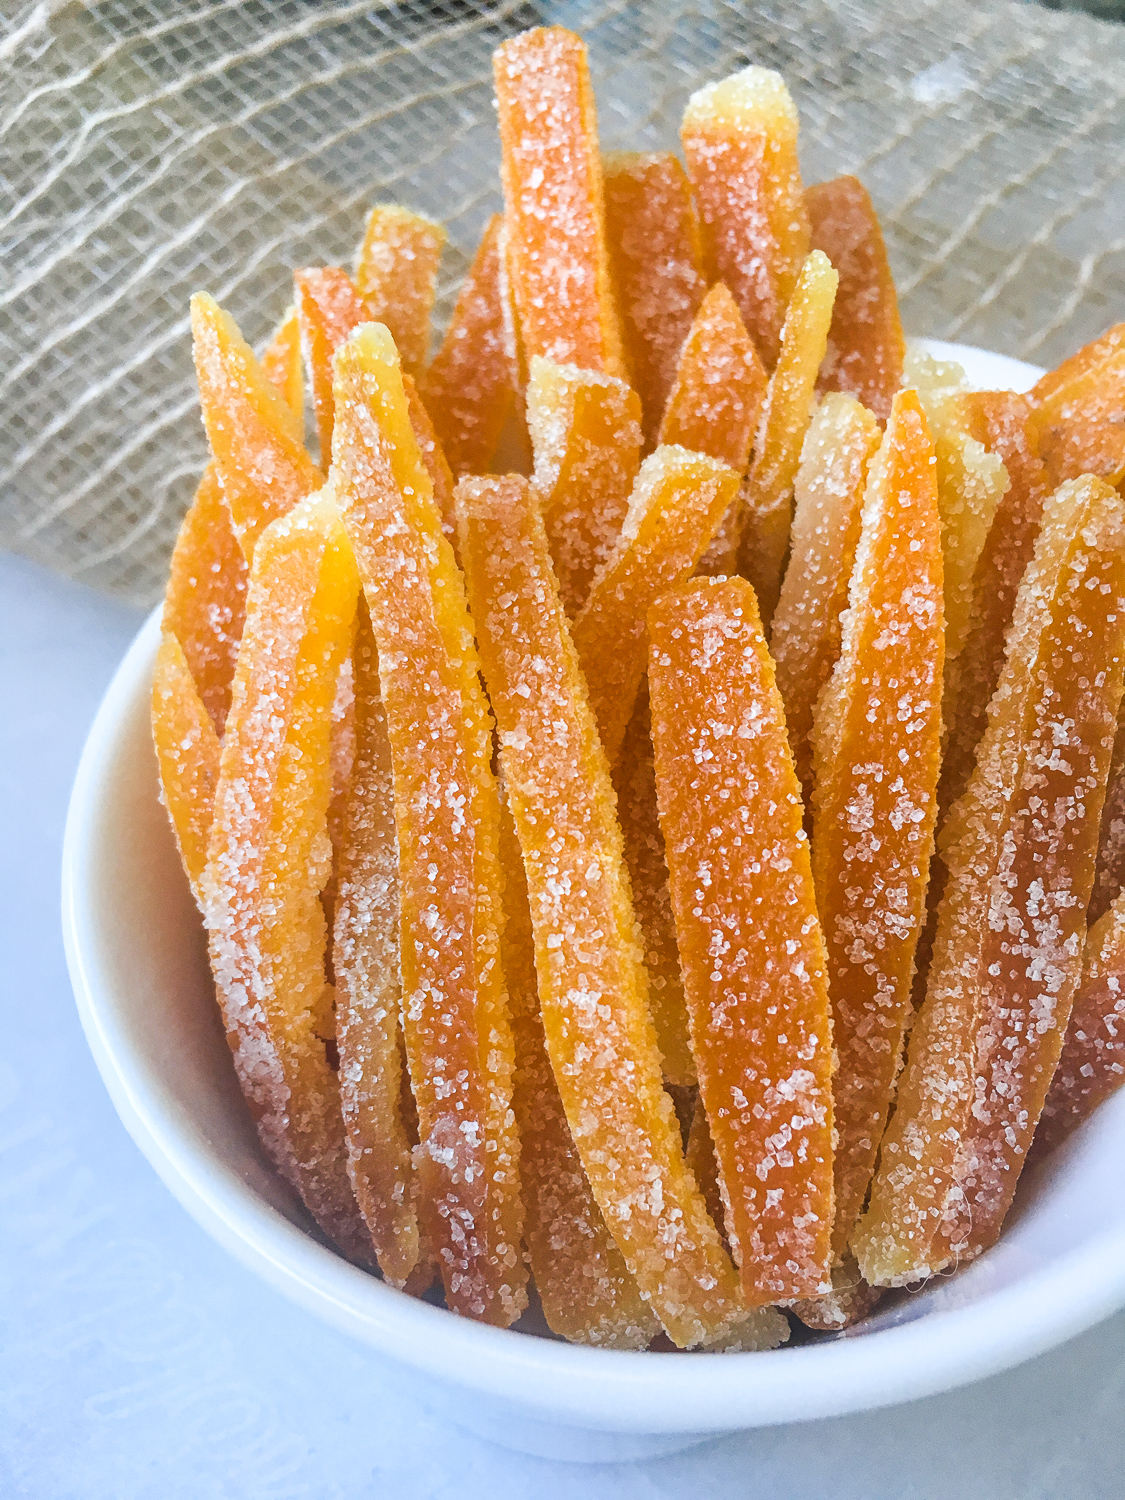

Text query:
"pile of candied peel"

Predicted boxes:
[[152, 24, 1125, 1350]]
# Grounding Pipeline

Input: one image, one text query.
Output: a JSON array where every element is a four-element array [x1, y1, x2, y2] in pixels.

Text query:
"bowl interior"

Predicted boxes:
[[62, 341, 1125, 1435]]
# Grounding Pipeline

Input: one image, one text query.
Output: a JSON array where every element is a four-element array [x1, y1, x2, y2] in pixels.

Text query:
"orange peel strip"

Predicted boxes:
[[332, 599, 421, 1287], [614, 691, 695, 1087], [770, 393, 880, 806], [649, 575, 835, 1303], [422, 214, 516, 477], [526, 356, 643, 616], [810, 389, 944, 1256], [1091, 706, 1125, 923], [493, 26, 626, 379], [151, 629, 221, 904], [498, 796, 657, 1348], [738, 249, 838, 629], [658, 282, 767, 475], [1035, 892, 1125, 1156], [454, 471, 749, 1349], [806, 175, 904, 424], [191, 292, 324, 560], [791, 1258, 884, 1331], [570, 445, 740, 767], [602, 151, 707, 442], [203, 489, 372, 1266], [331, 322, 526, 1326], [354, 205, 446, 376], [681, 66, 810, 369], [259, 307, 305, 423], [854, 474, 1125, 1284], [1030, 345, 1125, 491]]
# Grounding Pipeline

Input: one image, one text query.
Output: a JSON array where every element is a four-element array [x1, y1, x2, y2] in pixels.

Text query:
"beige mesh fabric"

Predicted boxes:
[[1, 0, 1123, 603]]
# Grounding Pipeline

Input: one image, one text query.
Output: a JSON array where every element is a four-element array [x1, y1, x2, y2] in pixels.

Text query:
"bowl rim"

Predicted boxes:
[[62, 340, 1125, 1436]]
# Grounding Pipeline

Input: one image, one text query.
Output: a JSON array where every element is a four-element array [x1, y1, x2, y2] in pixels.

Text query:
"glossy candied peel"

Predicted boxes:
[[191, 291, 324, 559], [494, 26, 626, 380], [806, 175, 904, 424], [681, 66, 810, 369], [602, 151, 707, 443], [454, 471, 764, 1350], [770, 393, 881, 806], [422, 214, 517, 478], [526, 356, 643, 616], [332, 600, 422, 1288], [570, 444, 740, 768], [354, 205, 446, 376], [811, 389, 945, 1256], [151, 629, 221, 903], [203, 489, 373, 1266], [331, 322, 526, 1326], [854, 474, 1125, 1285], [739, 249, 838, 628], [649, 575, 835, 1304]]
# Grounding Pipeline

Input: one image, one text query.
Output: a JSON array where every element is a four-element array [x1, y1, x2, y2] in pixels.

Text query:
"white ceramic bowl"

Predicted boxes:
[[63, 342, 1125, 1463]]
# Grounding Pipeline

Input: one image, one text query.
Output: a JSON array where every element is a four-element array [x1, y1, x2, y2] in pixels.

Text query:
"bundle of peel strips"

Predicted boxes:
[[152, 24, 1125, 1348]]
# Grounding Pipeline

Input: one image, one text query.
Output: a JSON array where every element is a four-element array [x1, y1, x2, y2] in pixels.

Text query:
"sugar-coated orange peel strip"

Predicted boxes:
[[854, 474, 1125, 1285], [791, 1258, 884, 1331], [332, 599, 421, 1287], [422, 214, 517, 477], [454, 471, 752, 1349], [937, 391, 1049, 821], [649, 575, 835, 1303], [658, 282, 767, 475], [203, 489, 373, 1266], [152, 629, 222, 904], [191, 292, 324, 560], [493, 26, 626, 380], [526, 355, 643, 616], [259, 307, 305, 422], [354, 205, 446, 377], [570, 445, 740, 767], [739, 249, 838, 628], [331, 321, 526, 1326], [613, 692, 695, 1087], [810, 389, 944, 1256], [1029, 323, 1125, 489], [295, 266, 373, 463], [770, 393, 881, 807], [681, 66, 810, 369], [1035, 891, 1125, 1156], [806, 175, 904, 423], [498, 796, 658, 1348], [602, 151, 707, 442], [1091, 708, 1125, 923]]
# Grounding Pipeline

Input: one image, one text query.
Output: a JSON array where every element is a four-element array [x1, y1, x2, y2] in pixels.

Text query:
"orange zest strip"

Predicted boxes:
[[454, 472, 749, 1349], [333, 600, 421, 1288], [1035, 892, 1125, 1156], [331, 322, 526, 1327], [354, 205, 446, 376], [422, 214, 517, 477], [658, 282, 768, 474], [191, 292, 324, 560], [649, 575, 835, 1304], [570, 445, 740, 767], [771, 394, 880, 807], [493, 26, 626, 379], [259, 307, 305, 423], [614, 692, 695, 1087], [203, 490, 373, 1267], [810, 389, 944, 1255], [151, 629, 221, 903], [1029, 339, 1125, 490], [681, 66, 810, 369], [738, 249, 838, 629], [526, 356, 643, 616], [602, 151, 707, 442], [854, 475, 1125, 1284], [937, 391, 1049, 821], [499, 797, 658, 1348], [806, 175, 904, 423]]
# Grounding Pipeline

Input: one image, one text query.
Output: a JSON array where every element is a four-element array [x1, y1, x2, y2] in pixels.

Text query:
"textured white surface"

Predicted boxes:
[[5, 557, 1125, 1493]]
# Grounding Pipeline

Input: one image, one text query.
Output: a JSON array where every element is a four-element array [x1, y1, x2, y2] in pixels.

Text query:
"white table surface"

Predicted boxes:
[[4, 547, 1125, 1499]]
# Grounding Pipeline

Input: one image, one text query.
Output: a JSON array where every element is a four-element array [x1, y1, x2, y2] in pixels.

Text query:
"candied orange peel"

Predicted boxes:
[[649, 575, 835, 1304], [151, 629, 221, 903], [354, 205, 446, 377], [331, 321, 526, 1326]]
